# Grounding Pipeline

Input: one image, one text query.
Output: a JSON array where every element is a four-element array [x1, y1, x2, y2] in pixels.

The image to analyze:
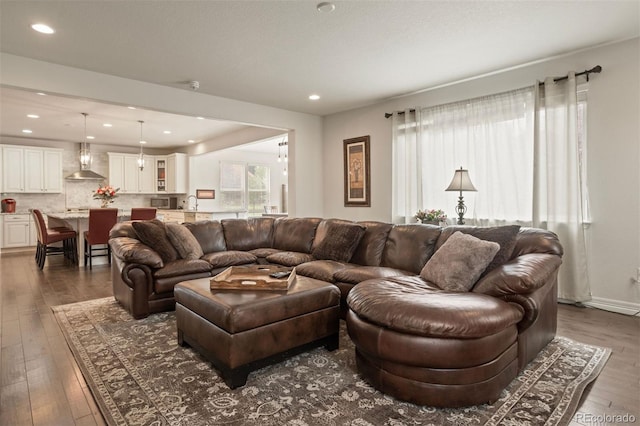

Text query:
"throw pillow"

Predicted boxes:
[[132, 219, 179, 263], [311, 222, 366, 262], [420, 231, 500, 292], [166, 222, 204, 260], [443, 225, 521, 274]]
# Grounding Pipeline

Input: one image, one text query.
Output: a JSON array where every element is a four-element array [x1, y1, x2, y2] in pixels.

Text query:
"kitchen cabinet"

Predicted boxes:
[[166, 153, 187, 194], [157, 210, 185, 223], [1, 214, 36, 248], [1, 145, 63, 193], [155, 157, 167, 192], [109, 153, 155, 194]]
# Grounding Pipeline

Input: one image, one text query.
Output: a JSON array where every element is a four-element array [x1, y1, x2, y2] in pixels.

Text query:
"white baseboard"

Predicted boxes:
[[583, 297, 640, 316]]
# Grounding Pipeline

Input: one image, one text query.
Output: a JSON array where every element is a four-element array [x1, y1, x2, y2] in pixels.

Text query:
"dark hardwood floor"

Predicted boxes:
[[1, 250, 638, 425]]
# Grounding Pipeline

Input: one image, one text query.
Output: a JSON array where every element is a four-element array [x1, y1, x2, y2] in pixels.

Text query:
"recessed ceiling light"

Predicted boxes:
[[309, 94, 321, 100], [196, 116, 204, 120], [316, 2, 335, 13], [127, 106, 136, 110], [22, 129, 33, 134], [103, 123, 113, 127], [27, 114, 39, 119], [31, 23, 55, 34], [163, 130, 172, 134], [36, 92, 46, 96], [86, 136, 95, 140], [188, 140, 195, 143], [139, 141, 147, 144]]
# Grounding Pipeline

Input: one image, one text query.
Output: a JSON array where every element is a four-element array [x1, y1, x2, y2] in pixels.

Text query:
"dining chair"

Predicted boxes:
[[130, 207, 157, 220], [31, 209, 78, 270], [84, 208, 119, 269]]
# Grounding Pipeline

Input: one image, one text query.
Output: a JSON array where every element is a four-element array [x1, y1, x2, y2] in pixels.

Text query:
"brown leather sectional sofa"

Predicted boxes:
[[109, 216, 563, 406]]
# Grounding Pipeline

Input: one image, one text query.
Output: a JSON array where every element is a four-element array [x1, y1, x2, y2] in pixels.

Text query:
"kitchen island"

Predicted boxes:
[[46, 209, 131, 265], [156, 209, 247, 223]]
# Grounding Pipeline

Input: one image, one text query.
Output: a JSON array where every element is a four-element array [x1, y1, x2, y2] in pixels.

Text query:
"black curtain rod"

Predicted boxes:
[[384, 65, 602, 119]]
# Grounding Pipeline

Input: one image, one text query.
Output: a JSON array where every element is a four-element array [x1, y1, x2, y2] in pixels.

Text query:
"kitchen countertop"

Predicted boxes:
[[46, 209, 132, 219]]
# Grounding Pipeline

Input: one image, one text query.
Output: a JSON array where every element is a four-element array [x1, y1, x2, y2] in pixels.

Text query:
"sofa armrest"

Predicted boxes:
[[472, 253, 562, 297], [111, 255, 156, 319], [110, 237, 164, 268]]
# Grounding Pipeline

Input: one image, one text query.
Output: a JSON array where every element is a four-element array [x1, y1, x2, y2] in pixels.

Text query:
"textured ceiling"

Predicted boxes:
[[0, 0, 638, 147]]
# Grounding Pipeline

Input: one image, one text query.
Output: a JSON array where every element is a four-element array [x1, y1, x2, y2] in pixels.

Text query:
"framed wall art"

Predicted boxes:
[[343, 135, 371, 207]]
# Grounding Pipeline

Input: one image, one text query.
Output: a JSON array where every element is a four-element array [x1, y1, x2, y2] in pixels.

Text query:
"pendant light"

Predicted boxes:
[[79, 113, 92, 168], [137, 120, 145, 171]]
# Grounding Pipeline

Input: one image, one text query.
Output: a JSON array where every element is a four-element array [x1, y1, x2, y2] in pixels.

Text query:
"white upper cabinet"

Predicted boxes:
[[1, 145, 63, 193], [109, 152, 187, 194]]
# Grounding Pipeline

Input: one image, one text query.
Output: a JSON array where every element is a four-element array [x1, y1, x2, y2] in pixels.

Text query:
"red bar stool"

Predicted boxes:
[[31, 209, 78, 269], [130, 208, 157, 220], [84, 208, 118, 269]]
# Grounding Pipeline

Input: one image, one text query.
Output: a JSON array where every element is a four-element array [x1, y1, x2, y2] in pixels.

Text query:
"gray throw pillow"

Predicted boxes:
[[311, 222, 366, 262], [132, 219, 179, 263], [166, 222, 204, 260], [420, 231, 500, 292]]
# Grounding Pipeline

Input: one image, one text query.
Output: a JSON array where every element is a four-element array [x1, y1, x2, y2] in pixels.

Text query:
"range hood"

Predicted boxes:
[[65, 164, 106, 181]]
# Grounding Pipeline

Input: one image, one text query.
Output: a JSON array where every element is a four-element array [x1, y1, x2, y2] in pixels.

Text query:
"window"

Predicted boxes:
[[219, 162, 270, 215]]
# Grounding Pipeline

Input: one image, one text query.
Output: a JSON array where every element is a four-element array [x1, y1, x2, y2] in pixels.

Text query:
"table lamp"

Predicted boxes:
[[445, 167, 477, 225]]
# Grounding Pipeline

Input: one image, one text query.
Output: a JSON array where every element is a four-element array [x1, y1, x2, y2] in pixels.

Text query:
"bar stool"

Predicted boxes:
[[31, 209, 78, 269], [130, 208, 157, 220], [84, 208, 118, 269]]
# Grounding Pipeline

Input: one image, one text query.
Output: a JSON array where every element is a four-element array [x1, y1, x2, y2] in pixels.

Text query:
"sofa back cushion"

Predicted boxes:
[[351, 221, 393, 266], [511, 228, 563, 258], [221, 217, 275, 251], [381, 224, 441, 274], [436, 225, 520, 274], [272, 217, 322, 253], [183, 220, 226, 253], [109, 221, 138, 239], [310, 219, 366, 262]]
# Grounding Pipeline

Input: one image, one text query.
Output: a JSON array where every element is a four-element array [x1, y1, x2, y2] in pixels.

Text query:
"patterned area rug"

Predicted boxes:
[[53, 298, 610, 426]]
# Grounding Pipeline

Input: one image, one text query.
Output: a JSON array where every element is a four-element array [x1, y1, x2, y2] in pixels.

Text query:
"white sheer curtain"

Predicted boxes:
[[534, 73, 591, 302], [392, 109, 423, 223], [393, 88, 535, 225]]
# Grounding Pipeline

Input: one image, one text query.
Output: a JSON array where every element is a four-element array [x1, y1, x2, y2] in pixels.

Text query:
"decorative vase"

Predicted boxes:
[[100, 199, 110, 208], [421, 219, 439, 225]]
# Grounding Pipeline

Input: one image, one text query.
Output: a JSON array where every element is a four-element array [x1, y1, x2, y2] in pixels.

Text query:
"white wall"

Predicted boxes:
[[0, 53, 323, 218], [323, 38, 640, 313], [189, 148, 288, 213]]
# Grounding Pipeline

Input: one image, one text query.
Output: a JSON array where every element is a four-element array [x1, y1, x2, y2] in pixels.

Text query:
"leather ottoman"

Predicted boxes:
[[174, 275, 341, 388]]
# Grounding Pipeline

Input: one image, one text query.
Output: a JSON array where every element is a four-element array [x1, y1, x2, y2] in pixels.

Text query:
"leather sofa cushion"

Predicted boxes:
[[221, 218, 275, 251], [132, 219, 179, 263], [266, 251, 315, 267], [347, 277, 523, 338], [184, 221, 227, 253], [272, 217, 321, 253], [333, 265, 414, 285], [249, 248, 281, 258], [296, 260, 355, 283], [109, 236, 163, 268], [311, 220, 366, 262], [511, 228, 563, 258], [153, 259, 212, 279], [201, 251, 257, 268], [421, 232, 500, 292], [436, 225, 520, 274], [109, 221, 138, 239], [166, 222, 204, 260], [382, 224, 441, 274], [351, 221, 393, 266]]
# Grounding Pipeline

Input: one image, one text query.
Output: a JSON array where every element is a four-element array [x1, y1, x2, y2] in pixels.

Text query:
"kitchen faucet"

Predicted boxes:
[[187, 195, 198, 212]]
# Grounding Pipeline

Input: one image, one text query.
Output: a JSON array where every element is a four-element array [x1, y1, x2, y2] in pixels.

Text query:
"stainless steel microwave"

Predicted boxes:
[[150, 196, 178, 209]]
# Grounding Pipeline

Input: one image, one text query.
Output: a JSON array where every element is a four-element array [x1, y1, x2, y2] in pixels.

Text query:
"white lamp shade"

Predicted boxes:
[[445, 167, 477, 192]]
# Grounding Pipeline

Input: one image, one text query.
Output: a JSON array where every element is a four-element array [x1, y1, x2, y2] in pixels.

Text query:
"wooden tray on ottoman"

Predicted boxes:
[[210, 265, 296, 291]]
